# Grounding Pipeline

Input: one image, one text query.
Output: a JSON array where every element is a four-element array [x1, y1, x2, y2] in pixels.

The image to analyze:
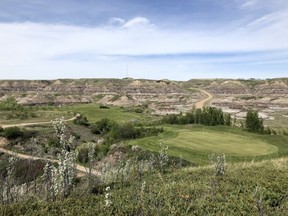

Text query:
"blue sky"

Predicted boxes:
[[0, 0, 287, 80]]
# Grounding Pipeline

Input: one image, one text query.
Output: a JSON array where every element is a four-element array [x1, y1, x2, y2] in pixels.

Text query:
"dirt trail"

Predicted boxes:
[[0, 141, 101, 176], [0, 116, 76, 129], [192, 88, 213, 109], [0, 115, 101, 176]]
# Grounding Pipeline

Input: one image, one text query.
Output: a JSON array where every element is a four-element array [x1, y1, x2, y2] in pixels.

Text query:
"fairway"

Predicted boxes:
[[165, 131, 277, 156], [129, 125, 281, 165], [64, 104, 155, 123]]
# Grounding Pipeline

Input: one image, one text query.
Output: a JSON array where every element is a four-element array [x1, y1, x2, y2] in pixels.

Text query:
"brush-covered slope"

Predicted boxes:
[[1, 158, 288, 215]]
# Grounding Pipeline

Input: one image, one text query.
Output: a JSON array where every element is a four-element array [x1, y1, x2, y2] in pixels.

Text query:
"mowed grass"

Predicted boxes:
[[63, 104, 155, 123], [128, 125, 287, 165], [167, 131, 277, 156]]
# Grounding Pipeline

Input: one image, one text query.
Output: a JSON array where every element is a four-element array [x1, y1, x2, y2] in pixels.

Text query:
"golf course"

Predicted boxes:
[[128, 125, 286, 165]]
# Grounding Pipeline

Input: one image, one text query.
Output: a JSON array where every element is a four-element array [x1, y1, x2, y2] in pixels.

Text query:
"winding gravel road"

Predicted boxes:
[[192, 88, 213, 109]]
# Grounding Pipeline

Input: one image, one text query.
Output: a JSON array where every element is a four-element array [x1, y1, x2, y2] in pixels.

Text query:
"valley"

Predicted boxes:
[[1, 78, 288, 214]]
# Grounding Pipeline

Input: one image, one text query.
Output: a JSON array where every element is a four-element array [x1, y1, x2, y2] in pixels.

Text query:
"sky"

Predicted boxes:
[[0, 0, 287, 80]]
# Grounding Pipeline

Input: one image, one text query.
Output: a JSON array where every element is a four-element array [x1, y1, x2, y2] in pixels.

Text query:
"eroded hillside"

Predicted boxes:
[[183, 78, 288, 119], [0, 79, 203, 114], [1, 78, 288, 117]]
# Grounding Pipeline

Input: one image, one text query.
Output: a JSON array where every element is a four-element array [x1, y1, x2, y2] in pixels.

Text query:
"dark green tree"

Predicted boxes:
[[245, 109, 264, 133]]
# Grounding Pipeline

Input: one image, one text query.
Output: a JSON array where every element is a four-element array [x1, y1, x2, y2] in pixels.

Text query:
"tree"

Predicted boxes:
[[245, 109, 264, 133]]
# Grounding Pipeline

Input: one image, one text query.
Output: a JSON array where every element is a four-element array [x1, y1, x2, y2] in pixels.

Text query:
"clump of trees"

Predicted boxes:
[[0, 97, 22, 111], [91, 118, 163, 142], [245, 109, 264, 133], [0, 96, 36, 120], [162, 107, 231, 126]]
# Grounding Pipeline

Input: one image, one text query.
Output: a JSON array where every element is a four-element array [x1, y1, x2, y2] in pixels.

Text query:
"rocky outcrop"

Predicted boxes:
[[0, 79, 193, 107]]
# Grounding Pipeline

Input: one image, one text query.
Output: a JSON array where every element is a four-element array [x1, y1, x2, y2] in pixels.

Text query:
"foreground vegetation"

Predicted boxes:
[[1, 158, 288, 215]]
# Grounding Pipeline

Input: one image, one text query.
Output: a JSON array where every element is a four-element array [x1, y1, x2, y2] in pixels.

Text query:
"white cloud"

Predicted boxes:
[[122, 17, 154, 28], [108, 17, 125, 26], [0, 13, 287, 80], [240, 0, 256, 8]]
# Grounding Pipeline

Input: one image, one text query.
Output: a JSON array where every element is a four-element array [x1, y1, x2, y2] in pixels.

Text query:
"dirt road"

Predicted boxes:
[[192, 88, 213, 109]]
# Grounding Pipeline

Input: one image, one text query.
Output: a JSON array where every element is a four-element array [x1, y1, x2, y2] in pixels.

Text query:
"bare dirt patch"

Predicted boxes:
[[0, 137, 8, 147]]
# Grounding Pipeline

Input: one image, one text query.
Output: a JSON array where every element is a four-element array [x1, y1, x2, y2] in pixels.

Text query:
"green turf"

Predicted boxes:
[[63, 104, 155, 123], [166, 131, 277, 156], [128, 125, 288, 165]]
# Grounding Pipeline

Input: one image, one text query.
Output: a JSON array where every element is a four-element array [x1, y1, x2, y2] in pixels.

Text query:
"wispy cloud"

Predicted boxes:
[[0, 0, 288, 80], [240, 0, 257, 9]]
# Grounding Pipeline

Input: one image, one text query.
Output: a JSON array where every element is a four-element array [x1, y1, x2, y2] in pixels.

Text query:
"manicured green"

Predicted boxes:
[[128, 125, 287, 165]]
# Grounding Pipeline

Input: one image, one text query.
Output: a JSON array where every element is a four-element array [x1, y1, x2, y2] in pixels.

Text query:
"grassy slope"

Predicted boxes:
[[0, 103, 154, 125], [128, 125, 288, 165], [0, 109, 71, 125], [2, 158, 288, 215], [63, 104, 155, 123]]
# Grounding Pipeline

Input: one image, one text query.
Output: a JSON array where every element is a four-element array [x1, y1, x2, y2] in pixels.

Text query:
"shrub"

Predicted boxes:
[[3, 127, 24, 140], [99, 104, 110, 109], [209, 153, 225, 176], [134, 107, 144, 113], [47, 137, 61, 148], [91, 118, 119, 134], [73, 115, 90, 127], [76, 143, 90, 164], [111, 123, 141, 140]]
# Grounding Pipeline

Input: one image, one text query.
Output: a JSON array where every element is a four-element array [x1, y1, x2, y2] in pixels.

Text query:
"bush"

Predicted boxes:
[[47, 137, 61, 148], [73, 115, 90, 127], [91, 118, 119, 134], [99, 104, 110, 109], [3, 127, 24, 140], [111, 123, 141, 140], [110, 124, 163, 141], [134, 107, 144, 113], [76, 143, 90, 164]]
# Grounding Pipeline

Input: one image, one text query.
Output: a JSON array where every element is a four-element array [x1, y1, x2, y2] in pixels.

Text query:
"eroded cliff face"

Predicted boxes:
[[200, 79, 288, 113], [0, 79, 202, 114], [1, 78, 287, 115]]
